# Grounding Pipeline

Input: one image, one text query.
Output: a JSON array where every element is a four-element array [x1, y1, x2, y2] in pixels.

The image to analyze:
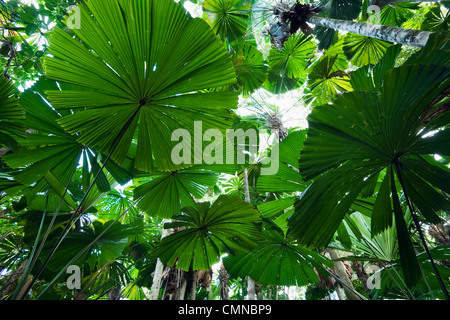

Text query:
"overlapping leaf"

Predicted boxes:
[[231, 43, 268, 95], [290, 59, 450, 287], [223, 221, 332, 286], [133, 169, 220, 219], [308, 55, 352, 106], [343, 33, 392, 67], [257, 130, 308, 193], [267, 33, 316, 79], [41, 220, 144, 271], [152, 195, 262, 271], [2, 79, 134, 194], [0, 76, 25, 151]]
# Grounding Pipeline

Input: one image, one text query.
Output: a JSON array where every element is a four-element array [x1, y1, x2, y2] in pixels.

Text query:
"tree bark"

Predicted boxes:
[[149, 220, 171, 300], [0, 260, 28, 299], [175, 270, 187, 300], [327, 249, 361, 300], [243, 168, 258, 300], [247, 277, 258, 300], [219, 262, 230, 300], [352, 260, 372, 295], [190, 277, 197, 300], [309, 16, 433, 48]]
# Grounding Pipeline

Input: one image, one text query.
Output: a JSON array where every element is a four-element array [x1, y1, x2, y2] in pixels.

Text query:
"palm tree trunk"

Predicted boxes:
[[243, 168, 258, 300], [219, 262, 230, 300], [149, 220, 171, 300], [327, 249, 361, 300], [309, 16, 432, 48], [175, 270, 188, 300], [247, 277, 258, 300], [190, 277, 197, 300], [352, 261, 372, 296]]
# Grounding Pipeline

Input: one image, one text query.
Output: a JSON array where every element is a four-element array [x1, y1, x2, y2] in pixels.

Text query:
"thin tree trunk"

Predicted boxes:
[[176, 274, 187, 300], [247, 277, 257, 300], [352, 261, 371, 295], [107, 286, 121, 300], [333, 282, 346, 300], [309, 16, 433, 48], [149, 257, 166, 300], [207, 280, 214, 300], [243, 168, 258, 300], [219, 262, 230, 300], [327, 249, 361, 300], [0, 260, 28, 299], [149, 220, 170, 300], [190, 277, 197, 301]]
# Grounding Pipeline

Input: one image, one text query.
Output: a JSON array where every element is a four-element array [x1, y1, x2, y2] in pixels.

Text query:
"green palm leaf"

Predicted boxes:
[[41, 220, 144, 271], [232, 43, 268, 95], [290, 60, 450, 287], [343, 212, 399, 263], [421, 5, 449, 32], [257, 130, 308, 193], [267, 33, 316, 80], [133, 169, 220, 219], [2, 79, 134, 194], [379, 3, 416, 27], [44, 0, 239, 173], [0, 76, 26, 150], [223, 221, 332, 287], [377, 245, 450, 299], [343, 33, 392, 67], [350, 44, 402, 92], [308, 55, 352, 106], [152, 195, 262, 271], [203, 0, 250, 43], [264, 33, 315, 93]]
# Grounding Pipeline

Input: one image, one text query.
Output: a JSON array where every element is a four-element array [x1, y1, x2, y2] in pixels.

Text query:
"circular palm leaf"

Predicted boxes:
[[343, 33, 392, 67], [232, 43, 268, 95], [44, 0, 239, 173], [267, 33, 316, 79], [203, 0, 251, 43], [421, 5, 450, 32], [152, 195, 262, 271], [308, 55, 352, 106], [133, 169, 220, 219], [223, 221, 332, 287], [379, 3, 416, 27]]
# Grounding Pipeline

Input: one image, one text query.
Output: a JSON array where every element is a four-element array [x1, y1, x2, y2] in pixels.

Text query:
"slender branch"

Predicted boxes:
[[0, 39, 15, 78]]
